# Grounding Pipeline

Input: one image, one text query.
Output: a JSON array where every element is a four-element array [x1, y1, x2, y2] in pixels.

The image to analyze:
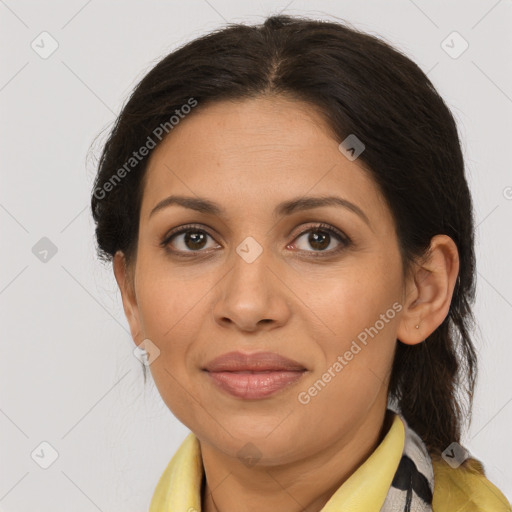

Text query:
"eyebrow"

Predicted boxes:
[[149, 194, 371, 227]]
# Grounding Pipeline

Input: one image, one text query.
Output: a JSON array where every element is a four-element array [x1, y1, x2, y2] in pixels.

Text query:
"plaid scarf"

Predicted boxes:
[[380, 413, 434, 511]]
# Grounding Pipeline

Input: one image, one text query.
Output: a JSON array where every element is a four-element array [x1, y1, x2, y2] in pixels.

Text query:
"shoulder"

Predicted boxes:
[[431, 455, 511, 512]]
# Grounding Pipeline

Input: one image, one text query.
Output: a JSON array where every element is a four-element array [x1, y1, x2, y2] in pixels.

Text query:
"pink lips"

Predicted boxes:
[[203, 351, 307, 400]]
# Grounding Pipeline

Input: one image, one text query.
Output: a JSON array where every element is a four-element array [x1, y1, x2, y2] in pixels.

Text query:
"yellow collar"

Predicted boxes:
[[149, 413, 405, 511], [148, 412, 512, 511]]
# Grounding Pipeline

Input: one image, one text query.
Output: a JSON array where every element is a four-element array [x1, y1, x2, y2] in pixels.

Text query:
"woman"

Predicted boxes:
[[90, 14, 511, 512]]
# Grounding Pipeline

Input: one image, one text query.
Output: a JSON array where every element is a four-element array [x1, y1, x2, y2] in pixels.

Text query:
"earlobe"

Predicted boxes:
[[113, 251, 143, 344], [397, 235, 459, 346]]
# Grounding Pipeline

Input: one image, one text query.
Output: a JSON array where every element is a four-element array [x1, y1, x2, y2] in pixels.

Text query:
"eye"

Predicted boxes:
[[288, 223, 350, 256], [160, 224, 220, 255]]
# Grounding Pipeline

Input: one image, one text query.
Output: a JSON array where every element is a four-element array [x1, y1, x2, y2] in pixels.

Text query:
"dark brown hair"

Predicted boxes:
[[90, 14, 477, 457]]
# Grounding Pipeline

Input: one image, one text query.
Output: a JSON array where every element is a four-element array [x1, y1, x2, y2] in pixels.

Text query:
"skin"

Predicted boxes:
[[113, 95, 459, 512]]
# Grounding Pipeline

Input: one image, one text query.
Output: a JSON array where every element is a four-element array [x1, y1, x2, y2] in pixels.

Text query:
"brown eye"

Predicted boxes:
[[180, 231, 208, 250], [161, 225, 220, 254], [294, 229, 338, 252], [307, 230, 331, 251], [290, 223, 350, 256]]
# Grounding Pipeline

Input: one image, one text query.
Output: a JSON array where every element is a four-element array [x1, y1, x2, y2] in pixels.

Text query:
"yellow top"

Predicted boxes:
[[149, 413, 511, 511]]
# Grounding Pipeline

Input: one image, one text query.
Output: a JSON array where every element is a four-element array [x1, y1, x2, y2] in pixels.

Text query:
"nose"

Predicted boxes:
[[211, 246, 292, 333]]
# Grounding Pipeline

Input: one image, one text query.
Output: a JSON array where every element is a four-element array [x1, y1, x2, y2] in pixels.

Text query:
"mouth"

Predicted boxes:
[[203, 369, 307, 400], [202, 351, 308, 400]]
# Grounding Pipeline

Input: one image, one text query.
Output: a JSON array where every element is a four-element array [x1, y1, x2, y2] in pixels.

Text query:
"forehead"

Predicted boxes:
[[140, 96, 391, 228]]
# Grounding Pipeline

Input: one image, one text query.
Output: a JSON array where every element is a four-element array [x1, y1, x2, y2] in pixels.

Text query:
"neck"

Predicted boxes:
[[200, 406, 393, 512]]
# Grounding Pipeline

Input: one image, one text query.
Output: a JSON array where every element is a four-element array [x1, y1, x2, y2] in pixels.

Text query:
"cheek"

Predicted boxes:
[[135, 261, 209, 342], [295, 257, 400, 389], [298, 301, 398, 427], [134, 271, 208, 414], [137, 272, 205, 426], [297, 259, 401, 339]]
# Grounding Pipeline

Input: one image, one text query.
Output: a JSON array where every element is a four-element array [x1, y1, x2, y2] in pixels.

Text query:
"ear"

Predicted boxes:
[[113, 251, 143, 346], [397, 234, 459, 345]]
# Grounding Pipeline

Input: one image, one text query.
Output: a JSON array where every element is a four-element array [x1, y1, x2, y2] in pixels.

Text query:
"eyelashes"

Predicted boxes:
[[159, 222, 352, 258]]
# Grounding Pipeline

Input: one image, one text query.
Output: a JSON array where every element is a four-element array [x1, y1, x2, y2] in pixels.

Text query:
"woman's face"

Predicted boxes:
[[116, 95, 410, 464]]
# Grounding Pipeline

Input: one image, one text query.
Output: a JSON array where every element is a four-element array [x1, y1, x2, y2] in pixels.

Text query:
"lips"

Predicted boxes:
[[203, 351, 306, 372], [203, 351, 307, 399]]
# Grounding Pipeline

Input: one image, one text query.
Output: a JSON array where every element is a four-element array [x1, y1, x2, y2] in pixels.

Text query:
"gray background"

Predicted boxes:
[[1, 0, 511, 510]]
